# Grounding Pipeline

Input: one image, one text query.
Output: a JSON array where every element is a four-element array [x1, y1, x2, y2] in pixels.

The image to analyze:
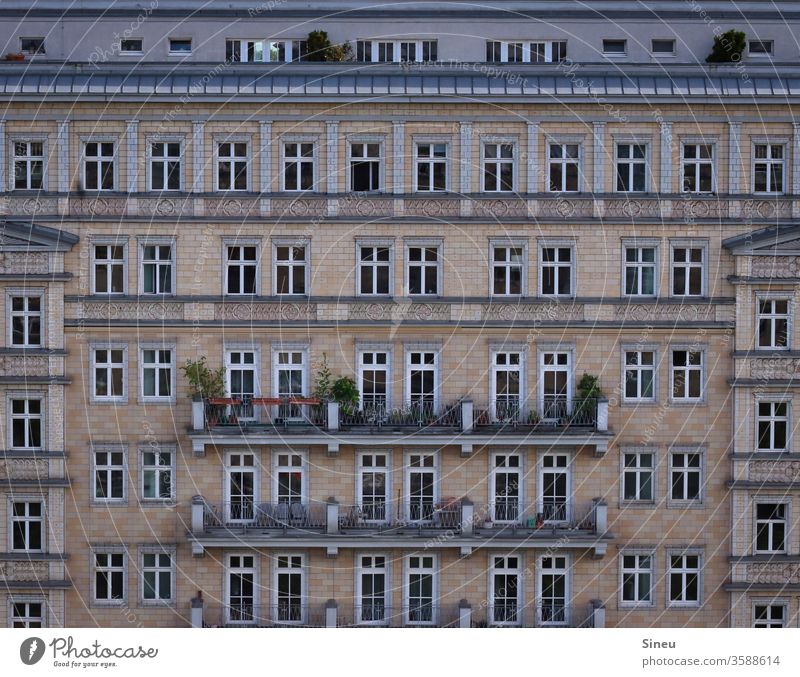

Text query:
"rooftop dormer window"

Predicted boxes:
[[20, 37, 45, 55], [169, 38, 192, 55], [486, 40, 566, 63], [602, 39, 627, 56], [651, 39, 676, 55], [120, 39, 143, 54], [748, 40, 773, 56], [356, 39, 437, 63]]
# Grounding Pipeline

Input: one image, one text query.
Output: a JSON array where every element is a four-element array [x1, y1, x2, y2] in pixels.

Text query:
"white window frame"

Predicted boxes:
[[91, 238, 128, 295], [537, 346, 574, 416], [538, 240, 575, 298], [669, 346, 705, 403], [357, 346, 392, 411], [490, 239, 527, 297], [355, 553, 390, 625], [8, 394, 43, 451], [9, 497, 45, 553], [602, 39, 627, 55], [168, 37, 192, 55], [753, 601, 787, 628], [620, 447, 656, 504], [619, 551, 655, 607], [752, 141, 787, 194], [614, 140, 648, 193], [138, 237, 176, 296], [668, 446, 704, 505], [650, 38, 676, 56], [753, 499, 789, 555], [755, 295, 791, 350], [271, 345, 308, 401], [490, 348, 526, 423], [90, 343, 128, 404], [92, 548, 127, 606], [11, 138, 46, 191], [224, 450, 259, 522], [272, 553, 307, 625], [405, 239, 443, 297], [119, 38, 143, 54], [140, 445, 176, 502], [356, 240, 393, 297], [139, 546, 176, 606], [215, 138, 251, 192], [748, 40, 774, 57], [223, 240, 260, 296], [536, 554, 571, 626], [404, 554, 438, 626], [225, 38, 267, 63], [92, 444, 128, 504], [356, 39, 438, 63], [669, 240, 707, 298], [681, 141, 716, 194], [756, 398, 790, 452], [272, 449, 308, 505], [481, 139, 517, 193], [139, 343, 176, 404], [147, 138, 183, 192], [281, 138, 317, 192], [489, 554, 523, 626], [356, 451, 392, 523], [666, 550, 702, 608], [621, 346, 657, 403], [272, 239, 309, 296], [537, 450, 573, 523], [82, 138, 117, 191], [347, 138, 384, 192], [404, 450, 440, 524], [622, 240, 659, 297], [404, 345, 441, 410], [489, 451, 523, 522], [413, 140, 449, 192], [9, 598, 46, 628], [225, 346, 261, 415], [224, 552, 258, 625], [7, 289, 44, 347], [546, 140, 582, 193]]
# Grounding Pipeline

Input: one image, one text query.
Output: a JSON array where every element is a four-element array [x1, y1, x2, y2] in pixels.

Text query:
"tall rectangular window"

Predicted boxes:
[[217, 142, 248, 191], [483, 143, 514, 192], [757, 299, 789, 349], [624, 246, 656, 296], [92, 244, 125, 294], [623, 350, 655, 402], [94, 552, 125, 602], [141, 348, 173, 401], [490, 555, 521, 625], [667, 553, 700, 606], [11, 601, 43, 628], [671, 246, 704, 296], [406, 351, 437, 408], [492, 244, 523, 296], [406, 555, 436, 625], [491, 352, 522, 422], [225, 244, 258, 295], [10, 295, 42, 347], [274, 245, 307, 295], [407, 245, 440, 295], [92, 347, 126, 401], [615, 143, 646, 192], [357, 453, 389, 523], [622, 451, 654, 502], [283, 142, 315, 191], [538, 555, 569, 625], [11, 501, 43, 551], [755, 502, 787, 554], [357, 554, 388, 624], [547, 143, 579, 192], [142, 551, 174, 602], [358, 350, 390, 411], [671, 349, 703, 401], [349, 142, 382, 191], [540, 245, 573, 297], [621, 553, 653, 605], [226, 554, 255, 623], [682, 143, 714, 193], [670, 451, 702, 501], [275, 554, 305, 623], [757, 401, 789, 452], [13, 141, 44, 190], [415, 143, 447, 192], [150, 142, 181, 191], [753, 144, 784, 193], [275, 350, 306, 420], [10, 398, 41, 450], [226, 39, 265, 62], [84, 142, 115, 191], [358, 245, 391, 295], [141, 243, 173, 295], [94, 448, 125, 501], [141, 448, 173, 501]]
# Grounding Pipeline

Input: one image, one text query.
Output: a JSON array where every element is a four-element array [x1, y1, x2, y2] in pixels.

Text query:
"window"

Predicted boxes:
[[682, 144, 714, 193], [94, 552, 125, 603], [141, 242, 174, 295], [407, 245, 440, 296], [603, 39, 627, 54], [757, 401, 789, 452], [141, 447, 174, 501], [490, 453, 521, 521], [491, 352, 523, 422], [142, 550, 174, 603], [616, 143, 647, 192], [539, 245, 573, 297], [20, 38, 45, 54], [10, 398, 41, 450], [356, 555, 388, 624], [11, 501, 43, 551], [274, 554, 305, 623], [10, 295, 42, 346], [141, 347, 174, 401], [13, 141, 44, 190], [11, 601, 43, 628], [291, 40, 309, 61], [624, 246, 657, 296], [670, 349, 703, 402], [651, 39, 676, 54], [530, 41, 567, 63], [538, 555, 569, 625], [486, 40, 565, 63], [274, 452, 306, 504], [540, 351, 572, 421], [355, 39, 438, 63], [226, 39, 265, 62], [226, 554, 256, 624], [226, 350, 259, 422], [169, 38, 192, 54], [406, 555, 436, 625], [274, 350, 307, 419], [225, 244, 258, 295], [358, 245, 391, 295], [671, 245, 704, 297], [358, 350, 390, 411], [120, 38, 143, 53], [757, 299, 790, 349], [492, 244, 524, 296], [92, 347, 126, 401], [150, 142, 181, 191], [225, 451, 257, 522], [670, 450, 702, 502], [84, 142, 115, 191], [749, 40, 774, 56], [406, 453, 438, 522], [482, 142, 514, 192], [755, 502, 787, 554], [753, 144, 784, 194], [667, 553, 700, 606], [217, 142, 248, 191], [490, 555, 521, 625], [357, 453, 389, 523], [406, 350, 438, 409], [621, 553, 653, 605], [274, 244, 307, 295], [92, 243, 125, 294], [622, 450, 654, 502], [623, 350, 655, 402], [415, 143, 447, 192], [547, 143, 580, 192], [94, 447, 126, 501], [540, 453, 570, 522], [349, 142, 382, 191], [754, 604, 785, 628], [282, 142, 315, 191]]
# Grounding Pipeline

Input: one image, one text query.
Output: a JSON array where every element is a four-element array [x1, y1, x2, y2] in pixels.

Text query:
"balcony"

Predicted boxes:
[[188, 396, 611, 456], [478, 603, 598, 628], [202, 603, 328, 628]]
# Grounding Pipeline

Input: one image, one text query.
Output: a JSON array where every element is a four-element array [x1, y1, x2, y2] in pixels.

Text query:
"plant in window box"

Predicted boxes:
[[527, 409, 541, 427], [330, 376, 359, 414], [567, 373, 603, 426], [181, 357, 226, 426]]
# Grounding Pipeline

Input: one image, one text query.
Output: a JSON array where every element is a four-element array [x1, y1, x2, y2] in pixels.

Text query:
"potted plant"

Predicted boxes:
[[483, 515, 493, 530], [569, 373, 604, 425], [706, 29, 746, 63], [181, 357, 226, 426], [305, 29, 353, 62], [5, 53, 25, 61], [331, 376, 359, 414]]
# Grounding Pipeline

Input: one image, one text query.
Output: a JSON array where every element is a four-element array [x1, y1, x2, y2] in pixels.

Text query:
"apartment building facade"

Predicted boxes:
[[0, 0, 798, 629]]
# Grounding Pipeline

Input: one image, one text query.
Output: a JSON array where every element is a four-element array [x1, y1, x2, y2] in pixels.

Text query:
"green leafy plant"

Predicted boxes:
[[181, 357, 225, 399], [706, 29, 746, 63], [305, 30, 353, 62], [331, 376, 360, 411], [313, 353, 333, 399], [577, 373, 604, 399]]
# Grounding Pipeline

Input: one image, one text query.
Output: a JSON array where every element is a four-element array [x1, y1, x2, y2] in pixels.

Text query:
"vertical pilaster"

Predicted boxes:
[[326, 121, 339, 194], [792, 123, 800, 196], [392, 120, 405, 194], [659, 121, 673, 194], [592, 122, 606, 194], [728, 121, 742, 194], [526, 121, 539, 194], [0, 120, 6, 190], [259, 120, 272, 193], [126, 119, 139, 193], [192, 120, 205, 193], [459, 122, 472, 194], [58, 119, 70, 192]]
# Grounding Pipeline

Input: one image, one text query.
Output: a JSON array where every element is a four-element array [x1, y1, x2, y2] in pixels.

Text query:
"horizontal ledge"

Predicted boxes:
[[729, 555, 800, 564], [0, 479, 69, 487], [731, 350, 800, 358], [0, 450, 67, 458], [0, 376, 70, 384], [0, 580, 72, 590], [727, 481, 800, 489], [729, 452, 800, 460], [0, 348, 67, 356], [0, 552, 69, 561], [728, 379, 800, 387], [724, 583, 800, 592]]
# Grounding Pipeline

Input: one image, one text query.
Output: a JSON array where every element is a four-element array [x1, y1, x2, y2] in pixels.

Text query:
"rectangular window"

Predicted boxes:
[[538, 555, 569, 625], [355, 39, 437, 63], [92, 243, 125, 294], [11, 501, 43, 551], [226, 451, 257, 522], [217, 142, 248, 191], [275, 554, 305, 623], [755, 502, 787, 554], [357, 453, 389, 523], [93, 347, 126, 401], [141, 348, 173, 401], [406, 350, 438, 409], [547, 143, 580, 192], [530, 41, 567, 63], [266, 41, 288, 62], [120, 38, 143, 53], [623, 351, 655, 402], [226, 350, 258, 422], [651, 39, 676, 54], [275, 452, 305, 504], [150, 142, 181, 191], [490, 555, 521, 625], [11, 601, 43, 628], [225, 244, 258, 295], [492, 244, 524, 296], [540, 351, 571, 421], [490, 453, 521, 521], [757, 401, 789, 452], [483, 143, 514, 192], [667, 553, 700, 606], [358, 245, 391, 295], [274, 350, 307, 420], [226, 554, 256, 623], [491, 352, 522, 422], [757, 299, 789, 349], [671, 245, 704, 296], [407, 245, 440, 296], [671, 349, 703, 401], [94, 448, 126, 501], [540, 245, 573, 297], [624, 246, 656, 296], [283, 142, 315, 191], [349, 142, 382, 191], [486, 41, 502, 62], [274, 244, 307, 295], [142, 551, 174, 602], [10, 398, 41, 450], [603, 39, 627, 54], [616, 143, 646, 192], [754, 604, 785, 628], [141, 243, 173, 295], [682, 144, 714, 193], [169, 38, 192, 54], [84, 142, 115, 191], [622, 451, 654, 501], [13, 141, 44, 190], [226, 39, 265, 62], [486, 40, 565, 63], [406, 452, 438, 523], [94, 552, 125, 602], [540, 453, 570, 522], [141, 448, 173, 501], [415, 143, 448, 192], [621, 553, 653, 605], [749, 40, 774, 56], [754, 144, 784, 193], [406, 555, 436, 625], [670, 451, 702, 501], [358, 350, 390, 411], [291, 40, 309, 61], [20, 37, 45, 54], [357, 554, 388, 624], [10, 295, 42, 347]]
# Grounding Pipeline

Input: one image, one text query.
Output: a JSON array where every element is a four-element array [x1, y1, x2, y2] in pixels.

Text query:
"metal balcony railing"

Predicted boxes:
[[202, 396, 325, 430], [472, 396, 599, 430], [482, 500, 597, 531], [475, 604, 592, 628], [340, 400, 462, 429], [202, 501, 326, 530], [204, 604, 326, 627]]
